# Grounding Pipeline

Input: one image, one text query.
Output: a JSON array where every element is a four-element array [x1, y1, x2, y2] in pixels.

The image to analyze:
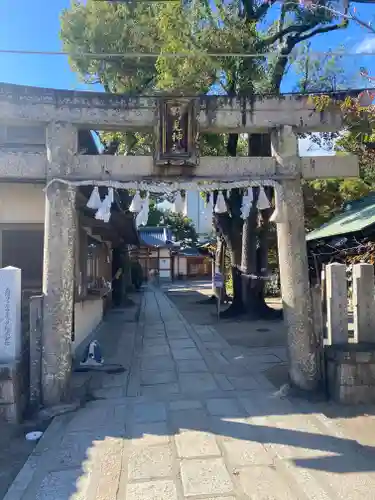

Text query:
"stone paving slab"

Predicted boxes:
[[7, 286, 375, 500], [180, 458, 234, 497], [126, 480, 178, 500]]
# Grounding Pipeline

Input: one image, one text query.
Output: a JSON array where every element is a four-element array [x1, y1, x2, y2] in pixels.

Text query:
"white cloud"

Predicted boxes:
[[355, 36, 375, 54]]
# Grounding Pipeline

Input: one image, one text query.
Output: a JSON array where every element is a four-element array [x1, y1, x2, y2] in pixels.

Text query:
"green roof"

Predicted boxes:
[[306, 194, 375, 242]]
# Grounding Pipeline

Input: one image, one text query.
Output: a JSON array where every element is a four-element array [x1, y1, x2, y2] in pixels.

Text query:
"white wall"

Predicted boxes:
[[185, 191, 212, 235], [159, 248, 170, 258], [72, 297, 104, 355], [158, 249, 171, 279], [0, 183, 44, 224], [159, 269, 171, 279], [174, 256, 187, 276], [159, 258, 170, 270]]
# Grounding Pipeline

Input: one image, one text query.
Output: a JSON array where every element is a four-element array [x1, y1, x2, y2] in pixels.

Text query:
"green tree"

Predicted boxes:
[[60, 0, 350, 319], [291, 42, 374, 229], [146, 204, 198, 245], [292, 41, 352, 94], [338, 130, 375, 186], [303, 178, 371, 230]]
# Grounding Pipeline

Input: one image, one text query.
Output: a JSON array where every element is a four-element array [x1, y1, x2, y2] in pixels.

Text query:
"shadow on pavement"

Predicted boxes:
[[6, 285, 375, 499]]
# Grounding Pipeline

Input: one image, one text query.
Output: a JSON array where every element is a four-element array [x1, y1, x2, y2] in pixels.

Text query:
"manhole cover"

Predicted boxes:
[[256, 328, 270, 332]]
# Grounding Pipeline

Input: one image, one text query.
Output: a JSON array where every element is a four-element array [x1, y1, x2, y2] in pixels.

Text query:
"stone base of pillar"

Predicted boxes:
[[0, 361, 27, 423], [326, 343, 375, 404]]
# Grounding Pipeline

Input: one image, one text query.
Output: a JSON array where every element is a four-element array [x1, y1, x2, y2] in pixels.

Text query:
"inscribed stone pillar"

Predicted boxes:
[[0, 267, 21, 363], [326, 263, 348, 345], [29, 294, 43, 411], [352, 263, 375, 343], [42, 121, 78, 406], [271, 127, 320, 391]]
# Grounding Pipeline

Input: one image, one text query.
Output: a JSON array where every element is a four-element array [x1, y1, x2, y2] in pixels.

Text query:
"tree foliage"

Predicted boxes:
[[289, 42, 374, 229], [292, 41, 352, 94], [60, 0, 357, 320], [146, 203, 198, 246]]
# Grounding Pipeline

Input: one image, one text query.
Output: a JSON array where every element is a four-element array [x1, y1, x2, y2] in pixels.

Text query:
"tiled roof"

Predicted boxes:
[[178, 247, 202, 257], [306, 193, 375, 242], [138, 227, 175, 247]]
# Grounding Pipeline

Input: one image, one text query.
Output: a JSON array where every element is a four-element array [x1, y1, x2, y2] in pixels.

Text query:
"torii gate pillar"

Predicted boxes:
[[42, 122, 77, 406], [271, 126, 320, 391]]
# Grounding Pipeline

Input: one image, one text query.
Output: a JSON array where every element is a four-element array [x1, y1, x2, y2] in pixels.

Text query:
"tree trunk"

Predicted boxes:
[[226, 242, 243, 316], [220, 238, 228, 301], [213, 132, 245, 318], [249, 194, 282, 319], [214, 236, 228, 302], [241, 134, 282, 319], [218, 211, 244, 318], [123, 246, 133, 292], [241, 188, 262, 318]]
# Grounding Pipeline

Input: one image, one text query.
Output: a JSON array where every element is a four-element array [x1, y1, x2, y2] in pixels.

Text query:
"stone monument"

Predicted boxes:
[[0, 266, 24, 422], [0, 266, 21, 363]]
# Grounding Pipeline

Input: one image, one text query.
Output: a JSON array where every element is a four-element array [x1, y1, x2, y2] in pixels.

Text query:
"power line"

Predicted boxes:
[[93, 0, 180, 2], [0, 49, 374, 58], [0, 82, 373, 98]]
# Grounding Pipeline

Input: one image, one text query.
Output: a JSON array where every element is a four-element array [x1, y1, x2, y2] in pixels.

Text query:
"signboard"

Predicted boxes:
[[154, 97, 199, 167], [214, 272, 224, 322], [214, 272, 224, 289]]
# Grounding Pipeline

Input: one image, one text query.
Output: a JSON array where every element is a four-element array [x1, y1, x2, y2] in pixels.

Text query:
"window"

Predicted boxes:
[[1, 228, 44, 289], [86, 239, 102, 291], [77, 236, 112, 299]]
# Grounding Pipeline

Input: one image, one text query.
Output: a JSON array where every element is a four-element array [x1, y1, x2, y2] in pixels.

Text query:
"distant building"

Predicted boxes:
[[185, 191, 212, 236], [132, 226, 210, 281]]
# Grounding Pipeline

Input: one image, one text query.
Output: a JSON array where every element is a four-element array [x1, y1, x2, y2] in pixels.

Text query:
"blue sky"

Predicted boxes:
[[0, 0, 374, 92]]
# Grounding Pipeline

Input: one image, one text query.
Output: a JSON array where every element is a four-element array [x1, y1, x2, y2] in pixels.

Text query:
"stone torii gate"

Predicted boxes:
[[0, 83, 358, 406]]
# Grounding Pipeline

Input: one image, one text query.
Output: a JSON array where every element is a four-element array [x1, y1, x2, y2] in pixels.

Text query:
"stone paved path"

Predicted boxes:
[[5, 287, 375, 499]]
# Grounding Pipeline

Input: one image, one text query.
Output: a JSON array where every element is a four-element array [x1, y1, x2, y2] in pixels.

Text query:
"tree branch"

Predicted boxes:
[[297, 19, 349, 43], [351, 13, 375, 35], [263, 23, 316, 47], [241, 0, 277, 22], [268, 18, 348, 93], [253, 0, 278, 21]]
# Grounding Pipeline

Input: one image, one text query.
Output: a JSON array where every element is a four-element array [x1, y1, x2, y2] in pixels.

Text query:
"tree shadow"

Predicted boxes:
[[15, 389, 375, 500], [12, 286, 375, 499]]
